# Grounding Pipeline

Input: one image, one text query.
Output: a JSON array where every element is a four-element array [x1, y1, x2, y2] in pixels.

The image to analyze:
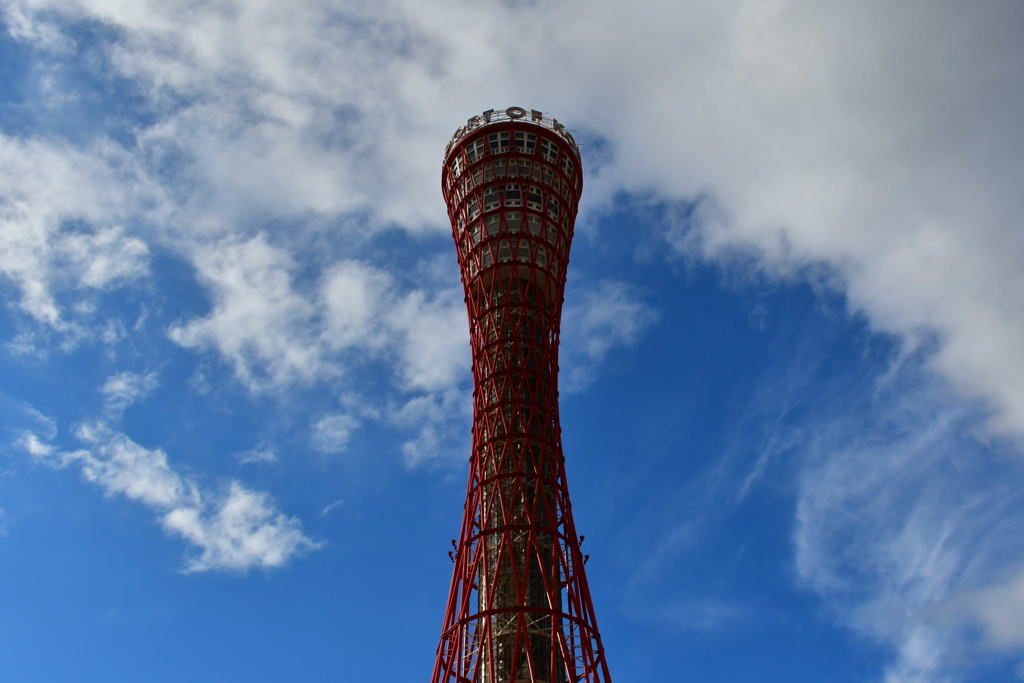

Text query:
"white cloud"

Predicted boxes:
[[389, 389, 470, 468], [8, 401, 58, 459], [386, 287, 469, 393], [967, 568, 1024, 651], [616, 3, 1024, 441], [167, 245, 471, 462], [164, 481, 320, 574], [5, 1, 647, 408], [321, 261, 394, 352], [561, 279, 657, 390], [168, 234, 323, 391], [235, 448, 278, 465], [73, 423, 189, 508], [61, 226, 150, 289], [169, 242, 470, 401], [5, 1, 1021, 444], [22, 422, 319, 573], [310, 413, 359, 454], [337, 391, 383, 422], [321, 260, 469, 392], [0, 134, 158, 328], [101, 371, 159, 416], [320, 498, 344, 517], [20, 431, 56, 458]]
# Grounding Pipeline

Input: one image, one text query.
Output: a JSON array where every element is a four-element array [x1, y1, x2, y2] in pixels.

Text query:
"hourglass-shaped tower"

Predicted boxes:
[[431, 107, 612, 683]]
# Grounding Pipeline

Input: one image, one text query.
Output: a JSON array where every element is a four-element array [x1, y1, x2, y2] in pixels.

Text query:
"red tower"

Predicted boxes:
[[431, 107, 612, 683]]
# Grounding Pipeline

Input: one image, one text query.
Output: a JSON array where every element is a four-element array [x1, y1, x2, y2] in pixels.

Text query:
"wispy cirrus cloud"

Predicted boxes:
[[22, 419, 321, 573], [235, 448, 278, 466], [786, 363, 1024, 681]]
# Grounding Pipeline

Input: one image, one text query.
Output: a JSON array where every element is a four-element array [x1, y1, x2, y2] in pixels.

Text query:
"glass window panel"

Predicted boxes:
[[506, 211, 522, 232], [561, 156, 575, 177], [540, 138, 558, 163], [485, 214, 501, 236], [504, 183, 522, 207], [527, 214, 541, 235], [546, 197, 560, 220], [484, 188, 499, 212], [514, 131, 537, 153], [526, 186, 542, 210], [488, 132, 510, 154]]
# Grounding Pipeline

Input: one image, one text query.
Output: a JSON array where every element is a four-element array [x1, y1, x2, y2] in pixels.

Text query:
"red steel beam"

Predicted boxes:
[[431, 109, 612, 683]]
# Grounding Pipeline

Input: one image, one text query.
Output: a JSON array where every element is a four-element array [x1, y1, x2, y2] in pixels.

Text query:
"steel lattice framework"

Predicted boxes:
[[431, 108, 612, 683]]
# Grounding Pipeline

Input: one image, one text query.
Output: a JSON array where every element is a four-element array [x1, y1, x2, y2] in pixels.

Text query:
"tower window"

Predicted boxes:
[[506, 211, 522, 232], [483, 186, 499, 212], [527, 214, 542, 235], [518, 240, 531, 262], [526, 186, 542, 211], [488, 131, 510, 154], [561, 156, 575, 178], [485, 214, 501, 236], [514, 131, 537, 153], [497, 240, 512, 263], [540, 138, 559, 163], [465, 139, 484, 164], [547, 197, 560, 220], [504, 184, 522, 207]]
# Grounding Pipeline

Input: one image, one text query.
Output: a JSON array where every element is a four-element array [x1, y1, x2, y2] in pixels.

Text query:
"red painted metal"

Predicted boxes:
[[431, 111, 612, 683]]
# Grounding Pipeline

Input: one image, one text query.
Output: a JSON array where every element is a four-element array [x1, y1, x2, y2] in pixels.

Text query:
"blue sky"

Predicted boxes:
[[2, 2, 1023, 681]]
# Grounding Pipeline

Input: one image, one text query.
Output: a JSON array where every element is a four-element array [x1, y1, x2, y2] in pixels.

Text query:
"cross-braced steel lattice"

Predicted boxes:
[[431, 108, 612, 683]]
